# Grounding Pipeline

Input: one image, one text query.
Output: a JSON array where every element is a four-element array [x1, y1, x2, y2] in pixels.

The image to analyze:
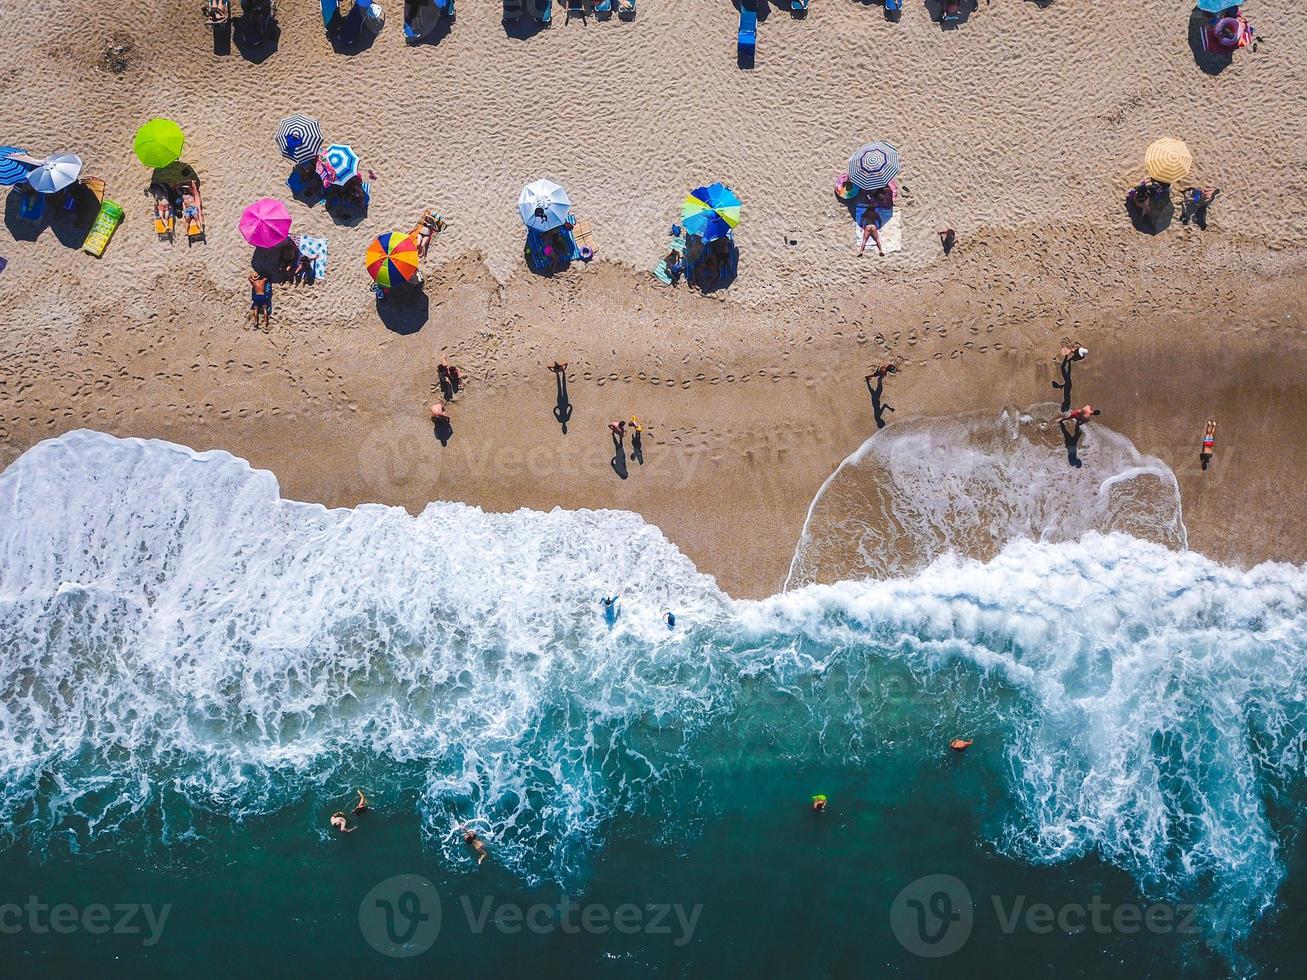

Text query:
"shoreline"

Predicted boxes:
[[4, 236, 1304, 598]]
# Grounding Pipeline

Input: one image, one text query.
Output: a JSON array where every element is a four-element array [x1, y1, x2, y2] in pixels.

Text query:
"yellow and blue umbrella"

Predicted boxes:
[[366, 231, 420, 288], [681, 182, 741, 242]]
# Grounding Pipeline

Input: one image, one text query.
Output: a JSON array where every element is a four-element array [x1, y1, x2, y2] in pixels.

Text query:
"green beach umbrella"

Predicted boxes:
[[134, 118, 185, 169]]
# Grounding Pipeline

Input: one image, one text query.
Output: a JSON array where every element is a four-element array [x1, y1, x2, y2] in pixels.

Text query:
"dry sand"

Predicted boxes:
[[2, 0, 1306, 597]]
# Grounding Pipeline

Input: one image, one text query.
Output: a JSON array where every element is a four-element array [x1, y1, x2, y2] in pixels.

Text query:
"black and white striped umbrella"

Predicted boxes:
[[848, 140, 901, 191], [275, 114, 324, 164]]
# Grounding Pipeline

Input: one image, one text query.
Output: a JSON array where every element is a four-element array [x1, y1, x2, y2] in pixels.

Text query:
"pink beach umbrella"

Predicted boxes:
[[239, 197, 293, 248]]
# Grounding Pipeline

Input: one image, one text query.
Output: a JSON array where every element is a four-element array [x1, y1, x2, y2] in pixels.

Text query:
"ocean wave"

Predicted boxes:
[[1, 431, 1305, 954]]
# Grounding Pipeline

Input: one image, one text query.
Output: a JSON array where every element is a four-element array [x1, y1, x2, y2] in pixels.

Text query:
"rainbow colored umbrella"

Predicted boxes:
[[134, 118, 185, 169], [365, 231, 420, 287], [681, 182, 741, 242], [239, 198, 293, 248]]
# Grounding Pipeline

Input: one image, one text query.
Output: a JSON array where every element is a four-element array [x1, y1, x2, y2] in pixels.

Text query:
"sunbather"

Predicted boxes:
[[248, 272, 272, 330], [277, 240, 298, 279], [414, 210, 445, 258], [1127, 178, 1167, 221], [181, 182, 203, 237]]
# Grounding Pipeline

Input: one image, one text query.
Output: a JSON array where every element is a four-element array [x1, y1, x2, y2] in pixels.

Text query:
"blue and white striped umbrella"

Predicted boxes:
[[27, 153, 82, 193], [318, 143, 359, 186], [276, 114, 324, 164], [848, 141, 901, 191], [0, 146, 32, 186]]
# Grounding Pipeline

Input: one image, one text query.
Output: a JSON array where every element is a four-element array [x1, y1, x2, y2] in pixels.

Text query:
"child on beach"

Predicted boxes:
[[1201, 420, 1217, 470]]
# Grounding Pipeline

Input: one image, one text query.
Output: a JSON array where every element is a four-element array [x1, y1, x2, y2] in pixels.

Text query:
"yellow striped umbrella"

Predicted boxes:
[[1144, 138, 1192, 185]]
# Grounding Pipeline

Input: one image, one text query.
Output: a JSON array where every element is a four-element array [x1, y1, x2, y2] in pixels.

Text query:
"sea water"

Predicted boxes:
[[1, 430, 1305, 978]]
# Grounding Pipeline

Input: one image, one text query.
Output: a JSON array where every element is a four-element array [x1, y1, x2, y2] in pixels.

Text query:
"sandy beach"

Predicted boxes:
[[2, 0, 1306, 596]]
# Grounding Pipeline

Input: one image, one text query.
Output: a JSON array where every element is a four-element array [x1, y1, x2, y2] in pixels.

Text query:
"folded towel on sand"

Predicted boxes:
[[853, 212, 902, 255]]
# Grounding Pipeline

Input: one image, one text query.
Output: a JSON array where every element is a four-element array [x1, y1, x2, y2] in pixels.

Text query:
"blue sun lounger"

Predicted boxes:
[[738, 5, 756, 67], [791, 0, 809, 16], [595, 0, 611, 16], [17, 189, 45, 224]]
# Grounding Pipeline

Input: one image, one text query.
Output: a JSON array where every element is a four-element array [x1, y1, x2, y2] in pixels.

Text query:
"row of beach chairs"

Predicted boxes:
[[505, 0, 634, 25]]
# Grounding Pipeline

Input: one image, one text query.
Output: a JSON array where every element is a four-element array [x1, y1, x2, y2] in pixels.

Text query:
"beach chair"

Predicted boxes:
[[154, 196, 175, 242], [566, 0, 586, 23], [884, 0, 901, 15], [183, 183, 205, 244], [503, 0, 523, 22], [16, 189, 45, 224], [339, 0, 365, 43], [594, 0, 611, 17], [651, 234, 686, 285], [791, 0, 809, 16], [738, 5, 757, 67], [535, 0, 552, 25], [617, 0, 634, 19], [322, 0, 342, 34]]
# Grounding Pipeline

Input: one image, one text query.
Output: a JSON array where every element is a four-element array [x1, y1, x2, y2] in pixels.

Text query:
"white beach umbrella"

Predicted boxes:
[[518, 179, 571, 231], [27, 153, 83, 193]]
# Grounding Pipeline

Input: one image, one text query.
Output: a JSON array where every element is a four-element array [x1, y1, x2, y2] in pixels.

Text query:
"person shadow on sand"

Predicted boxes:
[[1059, 419, 1083, 468], [609, 421, 629, 479], [549, 362, 572, 434]]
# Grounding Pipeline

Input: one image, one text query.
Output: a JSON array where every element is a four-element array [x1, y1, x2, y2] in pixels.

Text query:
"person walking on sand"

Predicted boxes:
[[437, 361, 453, 402], [330, 812, 355, 833], [865, 368, 896, 430], [547, 361, 569, 374], [462, 827, 488, 866], [1055, 405, 1100, 427], [630, 416, 644, 464], [950, 739, 973, 753], [430, 402, 450, 423], [1051, 339, 1088, 410], [936, 227, 957, 256], [247, 272, 271, 331], [445, 358, 463, 395], [1200, 419, 1217, 470]]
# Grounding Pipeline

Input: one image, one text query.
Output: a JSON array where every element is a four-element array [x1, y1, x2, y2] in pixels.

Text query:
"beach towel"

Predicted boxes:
[[852, 209, 902, 255], [297, 235, 329, 281]]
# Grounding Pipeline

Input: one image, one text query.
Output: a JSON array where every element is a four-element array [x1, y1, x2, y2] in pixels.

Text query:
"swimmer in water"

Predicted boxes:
[[664, 611, 676, 630], [353, 789, 369, 815], [950, 739, 973, 752], [463, 828, 488, 865], [811, 794, 828, 812], [330, 812, 355, 833], [602, 595, 620, 625]]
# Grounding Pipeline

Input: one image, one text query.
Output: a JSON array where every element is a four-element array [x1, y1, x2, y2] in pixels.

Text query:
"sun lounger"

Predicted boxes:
[[16, 189, 45, 224], [503, 0, 523, 22], [83, 200, 124, 257], [738, 5, 757, 67], [154, 197, 175, 242], [535, 0, 552, 25], [651, 234, 686, 285], [594, 0, 611, 16], [791, 0, 809, 15], [617, 0, 634, 19], [566, 0, 586, 23], [183, 183, 205, 244]]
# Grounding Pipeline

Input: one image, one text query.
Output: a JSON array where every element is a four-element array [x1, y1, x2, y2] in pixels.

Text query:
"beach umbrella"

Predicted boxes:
[[0, 147, 32, 186], [848, 141, 900, 191], [518, 179, 572, 231], [318, 143, 359, 186], [27, 153, 82, 193], [365, 231, 420, 287], [1195, 0, 1228, 10], [134, 118, 185, 169], [1144, 138, 1193, 184], [681, 182, 742, 242], [239, 198, 293, 248], [276, 114, 324, 164]]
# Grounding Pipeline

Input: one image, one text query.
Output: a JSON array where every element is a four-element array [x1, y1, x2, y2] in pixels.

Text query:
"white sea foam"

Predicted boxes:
[[786, 406, 1187, 587], [1, 430, 1304, 951]]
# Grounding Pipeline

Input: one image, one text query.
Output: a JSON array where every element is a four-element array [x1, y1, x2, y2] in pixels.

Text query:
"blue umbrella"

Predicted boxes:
[[0, 146, 32, 186], [681, 182, 742, 242], [848, 140, 901, 191], [1196, 0, 1230, 11], [318, 143, 359, 186]]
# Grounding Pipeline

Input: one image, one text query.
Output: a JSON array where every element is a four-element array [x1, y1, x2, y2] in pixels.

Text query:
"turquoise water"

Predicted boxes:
[[2, 431, 1306, 976]]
